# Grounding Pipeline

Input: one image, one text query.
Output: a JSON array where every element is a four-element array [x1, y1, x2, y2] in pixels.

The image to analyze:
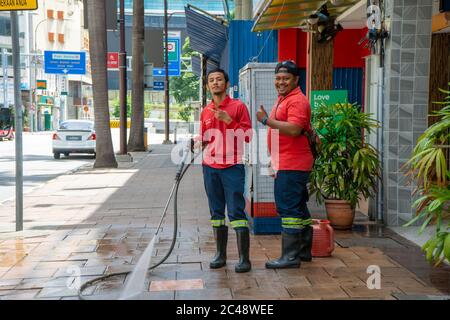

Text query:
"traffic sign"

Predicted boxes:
[[37, 80, 47, 89], [153, 81, 164, 91], [107, 52, 119, 69], [0, 0, 38, 11], [153, 38, 181, 77], [58, 75, 68, 95], [44, 51, 86, 75]]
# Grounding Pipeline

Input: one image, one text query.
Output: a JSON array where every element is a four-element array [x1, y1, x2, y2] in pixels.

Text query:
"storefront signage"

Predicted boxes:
[[310, 90, 348, 109], [0, 0, 38, 11]]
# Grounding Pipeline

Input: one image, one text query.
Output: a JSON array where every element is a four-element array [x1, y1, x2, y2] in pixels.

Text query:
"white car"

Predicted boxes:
[[52, 120, 96, 159]]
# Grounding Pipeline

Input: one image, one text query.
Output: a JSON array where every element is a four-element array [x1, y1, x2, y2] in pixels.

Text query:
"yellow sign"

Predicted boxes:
[[0, 0, 38, 11]]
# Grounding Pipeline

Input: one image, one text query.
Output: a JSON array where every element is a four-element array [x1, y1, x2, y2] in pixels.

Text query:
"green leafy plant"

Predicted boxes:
[[111, 97, 131, 118], [403, 86, 450, 266], [310, 102, 381, 208], [178, 104, 194, 122]]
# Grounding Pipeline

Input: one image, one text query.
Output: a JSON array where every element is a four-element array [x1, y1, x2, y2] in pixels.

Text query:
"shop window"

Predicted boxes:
[[47, 9, 54, 19]]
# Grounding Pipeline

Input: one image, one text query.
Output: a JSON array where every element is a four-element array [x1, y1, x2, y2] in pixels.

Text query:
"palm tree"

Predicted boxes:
[[128, 0, 146, 151], [87, 0, 117, 168]]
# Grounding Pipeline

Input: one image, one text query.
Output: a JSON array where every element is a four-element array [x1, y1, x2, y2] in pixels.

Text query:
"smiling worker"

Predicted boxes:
[[256, 60, 314, 269], [194, 68, 252, 273]]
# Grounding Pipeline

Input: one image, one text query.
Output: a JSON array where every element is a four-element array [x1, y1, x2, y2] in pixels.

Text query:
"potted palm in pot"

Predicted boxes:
[[403, 86, 450, 266], [310, 102, 381, 229]]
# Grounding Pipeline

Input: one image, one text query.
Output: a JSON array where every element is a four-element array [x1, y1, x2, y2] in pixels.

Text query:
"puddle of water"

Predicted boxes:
[[119, 235, 157, 300]]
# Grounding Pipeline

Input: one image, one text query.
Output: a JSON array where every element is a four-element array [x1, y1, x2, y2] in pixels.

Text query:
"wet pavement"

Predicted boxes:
[[0, 144, 448, 300]]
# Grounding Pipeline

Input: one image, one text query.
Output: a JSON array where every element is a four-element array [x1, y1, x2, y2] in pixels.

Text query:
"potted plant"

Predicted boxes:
[[310, 102, 381, 229], [403, 86, 450, 266]]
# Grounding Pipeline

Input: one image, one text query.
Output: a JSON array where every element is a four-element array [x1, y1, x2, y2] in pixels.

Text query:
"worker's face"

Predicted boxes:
[[275, 72, 299, 96], [207, 72, 229, 95]]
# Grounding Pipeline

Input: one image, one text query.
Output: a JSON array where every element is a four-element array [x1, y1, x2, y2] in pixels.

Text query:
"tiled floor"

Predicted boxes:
[[0, 145, 448, 300]]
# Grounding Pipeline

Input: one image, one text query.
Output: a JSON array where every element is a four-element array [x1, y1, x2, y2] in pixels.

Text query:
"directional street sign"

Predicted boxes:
[[59, 75, 69, 95], [153, 81, 165, 91], [44, 51, 87, 75], [0, 0, 38, 11], [153, 38, 181, 77]]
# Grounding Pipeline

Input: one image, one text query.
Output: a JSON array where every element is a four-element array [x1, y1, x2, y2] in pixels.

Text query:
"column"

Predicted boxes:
[[382, 0, 434, 226]]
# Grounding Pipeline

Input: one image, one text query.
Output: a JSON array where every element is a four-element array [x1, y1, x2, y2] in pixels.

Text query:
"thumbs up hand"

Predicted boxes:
[[256, 105, 268, 123]]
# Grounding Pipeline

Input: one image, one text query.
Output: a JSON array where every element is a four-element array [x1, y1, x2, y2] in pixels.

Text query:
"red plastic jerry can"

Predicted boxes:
[[311, 219, 335, 257]]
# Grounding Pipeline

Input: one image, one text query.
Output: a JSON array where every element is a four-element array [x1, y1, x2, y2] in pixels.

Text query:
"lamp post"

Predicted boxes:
[[33, 18, 47, 132], [162, 0, 171, 144]]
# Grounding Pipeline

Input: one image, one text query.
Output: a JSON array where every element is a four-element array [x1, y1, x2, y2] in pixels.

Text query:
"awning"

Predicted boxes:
[[185, 4, 228, 64], [252, 0, 361, 32]]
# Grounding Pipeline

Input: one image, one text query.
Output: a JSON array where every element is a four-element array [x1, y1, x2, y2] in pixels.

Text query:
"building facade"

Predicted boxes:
[[31, 0, 92, 130], [252, 0, 449, 227]]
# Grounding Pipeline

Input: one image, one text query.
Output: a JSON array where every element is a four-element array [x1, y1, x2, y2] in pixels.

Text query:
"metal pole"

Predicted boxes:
[[119, 0, 128, 154], [26, 12, 34, 132], [2, 49, 7, 108], [34, 20, 47, 132], [11, 11, 23, 232], [163, 0, 172, 144], [201, 54, 207, 108], [80, 74, 83, 120]]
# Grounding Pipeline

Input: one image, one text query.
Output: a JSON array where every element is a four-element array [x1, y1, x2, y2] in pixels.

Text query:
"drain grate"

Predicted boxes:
[[335, 237, 406, 249]]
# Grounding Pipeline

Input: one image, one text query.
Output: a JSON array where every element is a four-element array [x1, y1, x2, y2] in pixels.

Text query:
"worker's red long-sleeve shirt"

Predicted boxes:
[[199, 96, 252, 169]]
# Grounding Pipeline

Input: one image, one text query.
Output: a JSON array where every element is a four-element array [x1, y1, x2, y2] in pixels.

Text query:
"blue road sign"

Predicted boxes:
[[153, 38, 181, 77], [44, 51, 86, 75], [153, 81, 165, 91]]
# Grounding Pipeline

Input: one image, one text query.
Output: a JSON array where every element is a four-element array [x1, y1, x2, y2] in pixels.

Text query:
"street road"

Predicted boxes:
[[0, 132, 95, 203], [0, 128, 186, 204]]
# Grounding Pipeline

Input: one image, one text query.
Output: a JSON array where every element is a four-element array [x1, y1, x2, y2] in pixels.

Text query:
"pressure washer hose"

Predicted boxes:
[[78, 144, 197, 299]]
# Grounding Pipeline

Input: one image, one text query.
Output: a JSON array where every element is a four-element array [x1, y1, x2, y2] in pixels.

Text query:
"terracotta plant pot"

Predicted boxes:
[[324, 199, 355, 230]]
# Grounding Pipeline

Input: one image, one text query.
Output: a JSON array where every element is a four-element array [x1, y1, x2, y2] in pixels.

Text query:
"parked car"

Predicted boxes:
[[52, 120, 96, 159]]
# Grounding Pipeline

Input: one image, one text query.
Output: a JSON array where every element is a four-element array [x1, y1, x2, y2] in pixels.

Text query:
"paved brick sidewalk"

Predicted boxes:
[[0, 144, 448, 300]]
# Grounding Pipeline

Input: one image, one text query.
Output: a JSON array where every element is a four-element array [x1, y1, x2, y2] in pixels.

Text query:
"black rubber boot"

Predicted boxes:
[[210, 226, 228, 269], [265, 232, 301, 269], [235, 228, 251, 273], [299, 226, 313, 262]]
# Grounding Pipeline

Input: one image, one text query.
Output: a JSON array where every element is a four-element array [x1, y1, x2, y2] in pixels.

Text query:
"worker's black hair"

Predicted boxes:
[[207, 68, 229, 83], [275, 60, 299, 76]]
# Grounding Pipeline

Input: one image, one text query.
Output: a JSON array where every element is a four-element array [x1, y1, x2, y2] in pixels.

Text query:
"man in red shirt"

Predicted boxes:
[[194, 68, 252, 273], [256, 60, 314, 269]]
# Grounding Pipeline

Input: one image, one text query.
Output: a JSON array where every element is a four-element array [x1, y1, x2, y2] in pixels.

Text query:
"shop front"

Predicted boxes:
[[251, 0, 449, 226]]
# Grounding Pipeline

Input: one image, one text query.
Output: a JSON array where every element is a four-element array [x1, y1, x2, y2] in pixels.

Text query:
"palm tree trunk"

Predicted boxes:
[[128, 0, 145, 151], [87, 0, 117, 168]]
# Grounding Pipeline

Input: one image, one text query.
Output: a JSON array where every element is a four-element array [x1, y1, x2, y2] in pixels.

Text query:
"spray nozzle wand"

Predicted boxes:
[[175, 139, 193, 181]]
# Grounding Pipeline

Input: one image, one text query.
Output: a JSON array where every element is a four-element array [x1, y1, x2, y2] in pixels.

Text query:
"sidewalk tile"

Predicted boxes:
[[232, 286, 291, 300], [286, 286, 349, 300], [341, 285, 402, 299], [0, 145, 447, 300], [175, 288, 233, 300]]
